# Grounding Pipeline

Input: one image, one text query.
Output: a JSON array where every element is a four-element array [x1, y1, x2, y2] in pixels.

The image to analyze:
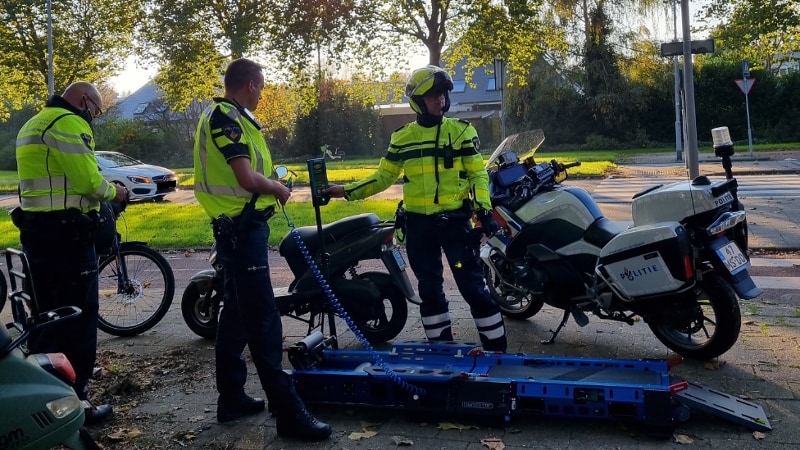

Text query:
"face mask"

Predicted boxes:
[[80, 108, 94, 124]]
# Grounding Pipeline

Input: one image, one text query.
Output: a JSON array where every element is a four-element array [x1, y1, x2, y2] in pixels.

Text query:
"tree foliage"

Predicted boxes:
[[0, 0, 141, 116], [699, 0, 800, 73]]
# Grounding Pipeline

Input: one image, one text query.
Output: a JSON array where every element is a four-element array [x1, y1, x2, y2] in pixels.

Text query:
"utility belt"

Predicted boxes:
[[211, 206, 275, 240], [404, 200, 473, 230], [10, 206, 99, 243]]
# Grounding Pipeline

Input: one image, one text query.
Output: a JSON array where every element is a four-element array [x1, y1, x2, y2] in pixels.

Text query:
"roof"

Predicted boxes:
[[110, 82, 163, 119], [448, 64, 502, 108]]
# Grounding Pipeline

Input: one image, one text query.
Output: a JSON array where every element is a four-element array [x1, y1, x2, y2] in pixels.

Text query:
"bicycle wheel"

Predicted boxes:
[[97, 243, 175, 336]]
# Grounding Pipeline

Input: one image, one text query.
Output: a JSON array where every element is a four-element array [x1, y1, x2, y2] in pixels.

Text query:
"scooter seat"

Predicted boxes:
[[583, 217, 630, 249], [279, 213, 382, 258]]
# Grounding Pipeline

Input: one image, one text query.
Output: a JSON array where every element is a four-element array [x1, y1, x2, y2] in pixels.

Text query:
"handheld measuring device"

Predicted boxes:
[[307, 158, 330, 207]]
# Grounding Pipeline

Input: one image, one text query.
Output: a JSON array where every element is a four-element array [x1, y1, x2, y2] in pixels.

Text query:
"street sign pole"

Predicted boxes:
[[680, 0, 699, 179], [671, 0, 682, 162], [741, 60, 754, 157]]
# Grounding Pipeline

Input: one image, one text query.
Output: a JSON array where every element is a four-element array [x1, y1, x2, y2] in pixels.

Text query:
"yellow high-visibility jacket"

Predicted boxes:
[[16, 97, 116, 212], [344, 117, 491, 215], [194, 99, 277, 219]]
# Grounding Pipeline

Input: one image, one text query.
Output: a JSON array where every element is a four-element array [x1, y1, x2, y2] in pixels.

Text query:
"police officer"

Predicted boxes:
[[324, 65, 507, 352], [193, 58, 331, 441], [14, 81, 128, 423]]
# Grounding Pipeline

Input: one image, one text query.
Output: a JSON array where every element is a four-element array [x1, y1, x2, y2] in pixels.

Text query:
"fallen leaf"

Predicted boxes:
[[703, 359, 727, 370], [437, 422, 480, 430], [743, 320, 757, 325], [188, 415, 205, 423], [753, 431, 766, 440], [480, 437, 505, 449], [360, 421, 383, 429], [673, 433, 693, 444], [106, 428, 143, 441], [391, 435, 414, 445], [348, 430, 378, 440], [173, 430, 197, 441]]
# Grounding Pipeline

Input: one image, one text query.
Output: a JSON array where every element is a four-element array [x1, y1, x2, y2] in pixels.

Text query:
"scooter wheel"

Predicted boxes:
[[181, 283, 220, 340]]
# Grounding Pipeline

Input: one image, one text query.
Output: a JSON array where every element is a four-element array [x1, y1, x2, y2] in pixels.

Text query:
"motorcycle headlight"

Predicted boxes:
[[47, 395, 83, 419], [705, 211, 747, 236]]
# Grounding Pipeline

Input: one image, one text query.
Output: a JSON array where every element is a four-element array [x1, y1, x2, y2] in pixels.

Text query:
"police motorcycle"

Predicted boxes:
[[479, 129, 761, 360], [0, 249, 100, 450], [182, 163, 420, 343]]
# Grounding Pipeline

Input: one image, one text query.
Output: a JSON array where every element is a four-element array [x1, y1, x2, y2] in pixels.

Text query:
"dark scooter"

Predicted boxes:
[[182, 164, 420, 343]]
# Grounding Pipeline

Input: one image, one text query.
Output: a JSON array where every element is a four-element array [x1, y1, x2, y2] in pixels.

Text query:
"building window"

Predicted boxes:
[[452, 80, 466, 93], [487, 78, 497, 91], [133, 102, 148, 114]]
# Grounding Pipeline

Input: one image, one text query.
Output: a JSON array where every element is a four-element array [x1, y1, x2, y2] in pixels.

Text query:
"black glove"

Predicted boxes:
[[477, 209, 500, 237]]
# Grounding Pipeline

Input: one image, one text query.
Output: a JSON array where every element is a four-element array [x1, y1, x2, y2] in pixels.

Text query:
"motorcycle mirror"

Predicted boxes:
[[275, 166, 289, 179]]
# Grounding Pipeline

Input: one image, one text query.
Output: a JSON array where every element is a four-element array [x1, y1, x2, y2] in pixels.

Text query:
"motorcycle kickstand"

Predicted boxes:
[[542, 309, 570, 345]]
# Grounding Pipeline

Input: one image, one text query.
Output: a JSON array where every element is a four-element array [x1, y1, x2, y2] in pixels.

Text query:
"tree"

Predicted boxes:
[[0, 0, 142, 116], [699, 0, 800, 73], [357, 0, 564, 87], [137, 0, 257, 110]]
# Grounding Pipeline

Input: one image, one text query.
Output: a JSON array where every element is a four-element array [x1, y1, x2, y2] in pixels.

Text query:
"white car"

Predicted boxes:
[[95, 151, 178, 201]]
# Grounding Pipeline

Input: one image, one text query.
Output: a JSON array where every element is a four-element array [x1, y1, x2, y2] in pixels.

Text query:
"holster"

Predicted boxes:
[[12, 207, 98, 243], [434, 200, 473, 230]]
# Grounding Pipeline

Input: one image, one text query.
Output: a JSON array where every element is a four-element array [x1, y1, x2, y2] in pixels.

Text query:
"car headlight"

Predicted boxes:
[[127, 175, 152, 184]]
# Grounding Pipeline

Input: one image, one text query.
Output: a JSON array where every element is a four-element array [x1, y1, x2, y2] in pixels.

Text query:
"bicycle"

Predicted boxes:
[[96, 201, 175, 337]]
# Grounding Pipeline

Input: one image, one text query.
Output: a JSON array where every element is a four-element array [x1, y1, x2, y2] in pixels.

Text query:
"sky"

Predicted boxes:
[[109, 56, 157, 96]]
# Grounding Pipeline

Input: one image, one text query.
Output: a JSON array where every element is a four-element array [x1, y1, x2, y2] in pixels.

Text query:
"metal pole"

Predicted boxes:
[[672, 0, 682, 161], [743, 76, 754, 157], [494, 57, 506, 141], [47, 0, 54, 97], [680, 0, 699, 178]]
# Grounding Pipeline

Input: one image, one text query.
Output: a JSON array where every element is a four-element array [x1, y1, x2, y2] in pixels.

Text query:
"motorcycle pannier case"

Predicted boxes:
[[595, 223, 693, 300]]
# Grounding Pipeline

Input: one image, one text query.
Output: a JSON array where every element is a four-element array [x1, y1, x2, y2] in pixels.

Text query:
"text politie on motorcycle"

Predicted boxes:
[[324, 65, 507, 352], [13, 81, 127, 424], [193, 57, 331, 441]]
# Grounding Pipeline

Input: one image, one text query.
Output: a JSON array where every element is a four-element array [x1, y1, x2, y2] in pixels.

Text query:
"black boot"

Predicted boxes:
[[276, 408, 332, 441], [217, 395, 265, 423], [83, 400, 113, 425], [481, 335, 507, 353]]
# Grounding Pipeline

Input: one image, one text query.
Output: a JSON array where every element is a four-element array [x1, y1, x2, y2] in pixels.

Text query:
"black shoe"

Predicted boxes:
[[276, 409, 332, 441], [217, 396, 265, 423], [84, 402, 113, 425]]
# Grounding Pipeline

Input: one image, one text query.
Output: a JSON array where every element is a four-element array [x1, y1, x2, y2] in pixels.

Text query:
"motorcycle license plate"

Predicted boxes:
[[391, 247, 407, 271], [714, 241, 748, 274]]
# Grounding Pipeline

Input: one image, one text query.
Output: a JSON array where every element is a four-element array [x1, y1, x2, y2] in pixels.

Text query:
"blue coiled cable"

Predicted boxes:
[[281, 208, 427, 398]]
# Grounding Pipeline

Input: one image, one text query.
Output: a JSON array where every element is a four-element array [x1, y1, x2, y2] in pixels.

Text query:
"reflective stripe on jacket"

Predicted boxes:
[[16, 102, 115, 212], [193, 100, 277, 218], [343, 117, 491, 215]]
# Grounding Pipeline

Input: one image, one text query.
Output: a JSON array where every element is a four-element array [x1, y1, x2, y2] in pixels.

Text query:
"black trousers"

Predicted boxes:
[[19, 211, 99, 401], [405, 211, 507, 351]]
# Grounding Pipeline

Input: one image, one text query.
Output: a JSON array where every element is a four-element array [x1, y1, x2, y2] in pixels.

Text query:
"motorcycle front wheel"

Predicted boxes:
[[648, 274, 742, 360], [483, 264, 544, 320], [181, 280, 221, 340]]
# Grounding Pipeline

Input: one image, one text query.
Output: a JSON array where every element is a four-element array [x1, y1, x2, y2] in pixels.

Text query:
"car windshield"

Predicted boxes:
[[96, 152, 143, 168]]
